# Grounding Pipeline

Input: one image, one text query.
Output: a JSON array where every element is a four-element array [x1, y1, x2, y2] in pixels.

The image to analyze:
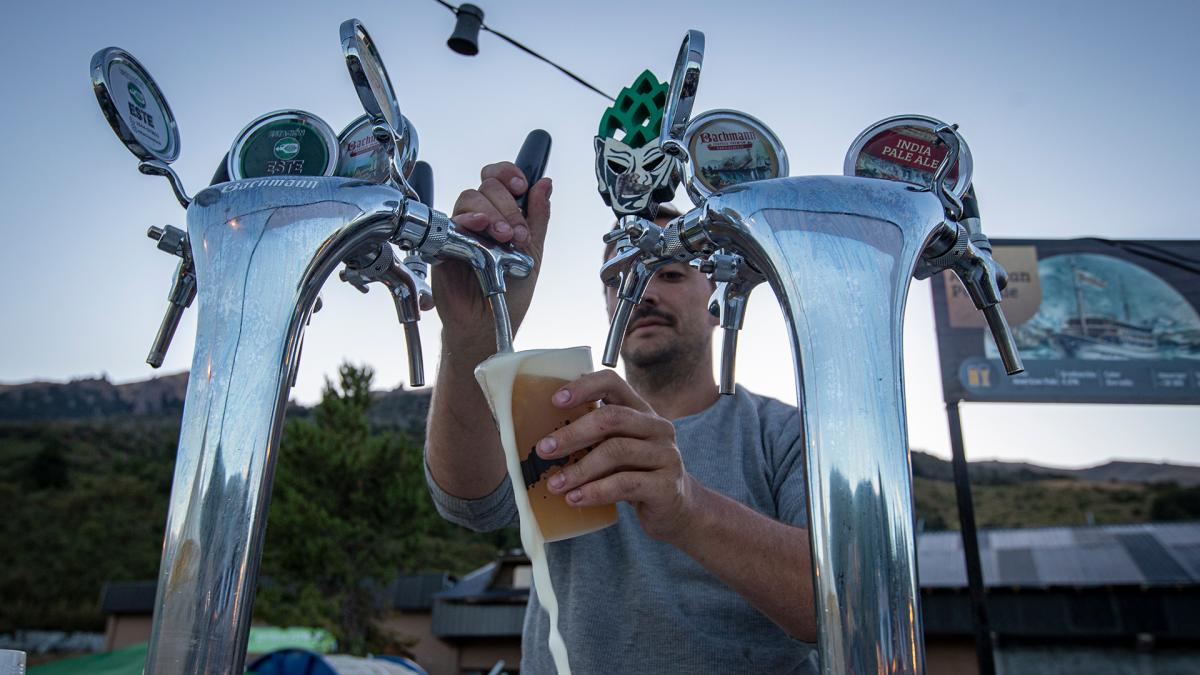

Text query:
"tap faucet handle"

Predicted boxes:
[[660, 30, 705, 157], [916, 220, 1023, 375], [139, 160, 192, 209], [514, 130, 552, 213], [709, 282, 745, 395], [601, 259, 658, 367], [958, 244, 1023, 376], [703, 251, 764, 394], [931, 124, 964, 221], [387, 257, 432, 387], [410, 161, 435, 208], [410, 129, 548, 352], [340, 244, 435, 386], [147, 259, 197, 368], [144, 223, 196, 368]]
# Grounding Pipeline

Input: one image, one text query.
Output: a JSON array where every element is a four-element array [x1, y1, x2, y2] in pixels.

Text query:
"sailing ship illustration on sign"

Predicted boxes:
[[986, 253, 1200, 361]]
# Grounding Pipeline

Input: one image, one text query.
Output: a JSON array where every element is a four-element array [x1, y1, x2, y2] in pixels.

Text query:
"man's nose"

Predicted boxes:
[[641, 277, 661, 305]]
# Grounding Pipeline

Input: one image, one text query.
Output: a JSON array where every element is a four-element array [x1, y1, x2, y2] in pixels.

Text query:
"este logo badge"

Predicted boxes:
[[128, 81, 147, 108], [273, 138, 301, 160]]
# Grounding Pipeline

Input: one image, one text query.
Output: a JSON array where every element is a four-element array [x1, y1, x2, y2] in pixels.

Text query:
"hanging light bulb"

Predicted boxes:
[[447, 3, 485, 56]]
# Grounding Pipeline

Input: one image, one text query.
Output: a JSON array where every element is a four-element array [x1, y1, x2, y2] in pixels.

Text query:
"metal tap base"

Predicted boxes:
[[702, 175, 946, 673]]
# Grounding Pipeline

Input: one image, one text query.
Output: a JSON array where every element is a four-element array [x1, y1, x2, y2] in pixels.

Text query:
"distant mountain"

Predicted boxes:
[[2, 372, 1194, 486], [911, 451, 1200, 487], [0, 371, 431, 431], [367, 387, 431, 432], [0, 373, 189, 422]]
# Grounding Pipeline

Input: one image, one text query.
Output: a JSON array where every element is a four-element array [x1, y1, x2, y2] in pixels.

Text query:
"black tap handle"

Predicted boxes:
[[514, 129, 552, 215], [210, 152, 230, 186], [411, 161, 435, 208], [961, 185, 980, 221]]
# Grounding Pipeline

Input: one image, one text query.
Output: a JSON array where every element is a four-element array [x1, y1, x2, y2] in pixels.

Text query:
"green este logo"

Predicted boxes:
[[128, 82, 147, 108], [273, 138, 301, 160]]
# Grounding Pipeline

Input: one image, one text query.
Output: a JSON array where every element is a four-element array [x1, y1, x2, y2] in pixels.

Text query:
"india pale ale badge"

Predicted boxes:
[[682, 109, 788, 204], [844, 115, 973, 201]]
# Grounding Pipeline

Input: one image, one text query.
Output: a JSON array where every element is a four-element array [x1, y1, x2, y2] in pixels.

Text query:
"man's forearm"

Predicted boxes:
[[671, 479, 818, 642], [425, 339, 508, 499]]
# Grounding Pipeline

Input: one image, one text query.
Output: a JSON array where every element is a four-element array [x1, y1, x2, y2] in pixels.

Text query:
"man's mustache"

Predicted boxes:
[[626, 307, 675, 334]]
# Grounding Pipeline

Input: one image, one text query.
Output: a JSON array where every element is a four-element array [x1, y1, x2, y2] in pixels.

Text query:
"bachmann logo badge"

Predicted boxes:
[[128, 82, 147, 108], [273, 138, 301, 160]]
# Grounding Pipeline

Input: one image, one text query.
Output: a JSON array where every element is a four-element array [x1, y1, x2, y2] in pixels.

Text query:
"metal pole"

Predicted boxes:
[[946, 401, 996, 675]]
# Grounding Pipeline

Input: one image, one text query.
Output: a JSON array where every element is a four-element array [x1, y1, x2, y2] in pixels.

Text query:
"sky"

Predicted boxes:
[[0, 0, 1197, 469]]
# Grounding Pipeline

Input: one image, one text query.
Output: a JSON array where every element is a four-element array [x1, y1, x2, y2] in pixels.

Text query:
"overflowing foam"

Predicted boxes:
[[475, 347, 615, 675]]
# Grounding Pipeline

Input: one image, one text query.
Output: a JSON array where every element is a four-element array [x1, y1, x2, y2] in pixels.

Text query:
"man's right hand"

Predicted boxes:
[[436, 162, 552, 355]]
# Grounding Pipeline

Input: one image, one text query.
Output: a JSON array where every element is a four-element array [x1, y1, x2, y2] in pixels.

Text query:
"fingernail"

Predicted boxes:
[[546, 178, 553, 197], [538, 437, 557, 455], [553, 388, 570, 405], [513, 226, 529, 243], [495, 221, 511, 234], [567, 490, 582, 503], [510, 176, 526, 192], [471, 212, 488, 220], [549, 474, 565, 490]]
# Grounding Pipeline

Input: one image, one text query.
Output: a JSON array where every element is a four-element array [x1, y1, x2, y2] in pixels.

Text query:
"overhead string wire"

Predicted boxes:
[[430, 0, 615, 102]]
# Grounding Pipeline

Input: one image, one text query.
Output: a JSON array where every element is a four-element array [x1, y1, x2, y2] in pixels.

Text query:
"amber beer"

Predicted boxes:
[[476, 347, 618, 542]]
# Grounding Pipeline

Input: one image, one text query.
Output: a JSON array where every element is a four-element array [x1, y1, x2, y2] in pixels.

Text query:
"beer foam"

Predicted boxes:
[[475, 348, 593, 675]]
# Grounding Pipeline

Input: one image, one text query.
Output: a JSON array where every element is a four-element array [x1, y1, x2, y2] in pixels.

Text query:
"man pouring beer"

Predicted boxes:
[[423, 163, 818, 673]]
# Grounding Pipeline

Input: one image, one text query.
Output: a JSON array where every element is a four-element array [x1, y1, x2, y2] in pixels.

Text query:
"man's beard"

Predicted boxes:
[[621, 306, 708, 393]]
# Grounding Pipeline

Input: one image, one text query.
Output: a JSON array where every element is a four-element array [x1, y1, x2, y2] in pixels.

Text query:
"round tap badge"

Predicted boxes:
[[844, 115, 973, 200], [90, 48, 180, 163], [228, 110, 339, 180], [336, 114, 418, 183], [682, 110, 787, 204]]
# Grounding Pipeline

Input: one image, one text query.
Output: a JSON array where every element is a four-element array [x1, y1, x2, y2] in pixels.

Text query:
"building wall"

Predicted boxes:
[[458, 639, 522, 674], [104, 614, 153, 651], [926, 638, 979, 675], [379, 613, 460, 675]]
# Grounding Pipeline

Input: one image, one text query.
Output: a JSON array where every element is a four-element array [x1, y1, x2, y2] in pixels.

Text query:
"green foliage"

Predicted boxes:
[[0, 366, 513, 638], [0, 422, 177, 632], [253, 363, 511, 655], [914, 477, 1155, 531], [1149, 483, 1200, 521]]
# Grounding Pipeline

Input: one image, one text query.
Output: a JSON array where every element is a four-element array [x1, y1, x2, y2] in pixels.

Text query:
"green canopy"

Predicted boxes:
[[29, 642, 146, 675], [29, 627, 336, 674]]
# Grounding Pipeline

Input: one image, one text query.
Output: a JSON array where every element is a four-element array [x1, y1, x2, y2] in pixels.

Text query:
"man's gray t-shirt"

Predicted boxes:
[[426, 385, 818, 673]]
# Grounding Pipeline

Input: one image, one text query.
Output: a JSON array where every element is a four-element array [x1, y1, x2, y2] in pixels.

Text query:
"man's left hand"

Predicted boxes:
[[535, 370, 698, 543]]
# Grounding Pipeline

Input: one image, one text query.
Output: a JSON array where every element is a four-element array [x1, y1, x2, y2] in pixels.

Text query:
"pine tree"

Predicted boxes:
[[254, 363, 512, 654]]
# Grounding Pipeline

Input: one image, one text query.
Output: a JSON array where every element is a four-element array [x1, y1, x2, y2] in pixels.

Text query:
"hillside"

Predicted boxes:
[[2, 370, 1198, 632]]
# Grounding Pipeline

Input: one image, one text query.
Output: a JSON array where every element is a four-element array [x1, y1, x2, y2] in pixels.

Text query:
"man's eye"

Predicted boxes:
[[660, 271, 684, 281]]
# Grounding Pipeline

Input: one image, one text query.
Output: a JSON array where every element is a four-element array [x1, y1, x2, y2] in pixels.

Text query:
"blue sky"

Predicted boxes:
[[1, 0, 1197, 468]]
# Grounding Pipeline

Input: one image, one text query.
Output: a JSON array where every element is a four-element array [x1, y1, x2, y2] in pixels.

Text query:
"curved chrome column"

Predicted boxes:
[[144, 177, 401, 674], [703, 176, 945, 674]]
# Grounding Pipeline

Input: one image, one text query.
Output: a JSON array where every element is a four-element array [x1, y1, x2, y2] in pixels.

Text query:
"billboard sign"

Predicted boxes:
[[932, 239, 1200, 403]]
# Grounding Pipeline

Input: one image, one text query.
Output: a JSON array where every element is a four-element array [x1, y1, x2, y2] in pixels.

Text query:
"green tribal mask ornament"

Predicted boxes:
[[595, 70, 680, 217]]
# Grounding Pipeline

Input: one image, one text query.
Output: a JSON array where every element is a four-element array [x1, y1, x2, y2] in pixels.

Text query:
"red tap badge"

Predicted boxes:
[[844, 116, 971, 198]]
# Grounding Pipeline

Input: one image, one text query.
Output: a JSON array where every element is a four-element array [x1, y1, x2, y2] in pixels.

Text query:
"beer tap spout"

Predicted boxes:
[[701, 251, 764, 394]]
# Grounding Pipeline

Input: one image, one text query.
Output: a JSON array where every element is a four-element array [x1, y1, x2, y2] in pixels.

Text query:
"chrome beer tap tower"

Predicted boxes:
[[596, 31, 1023, 674], [91, 19, 548, 674]]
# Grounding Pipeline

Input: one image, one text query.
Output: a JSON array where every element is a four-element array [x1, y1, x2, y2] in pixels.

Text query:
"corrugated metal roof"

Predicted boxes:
[[430, 602, 526, 638], [1117, 532, 1192, 584], [99, 581, 157, 614], [391, 573, 454, 611], [917, 521, 1200, 589], [1174, 543, 1200, 578], [997, 548, 1039, 586]]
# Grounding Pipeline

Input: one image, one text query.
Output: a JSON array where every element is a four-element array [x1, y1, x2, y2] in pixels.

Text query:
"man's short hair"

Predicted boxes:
[[602, 203, 685, 262]]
